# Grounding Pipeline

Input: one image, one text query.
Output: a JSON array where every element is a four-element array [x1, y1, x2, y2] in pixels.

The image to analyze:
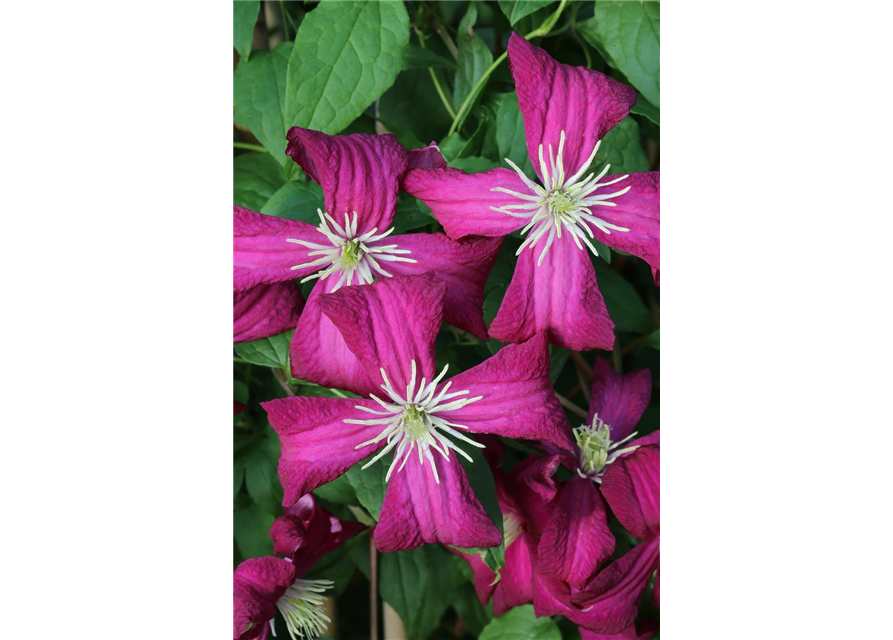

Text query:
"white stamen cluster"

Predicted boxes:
[[573, 413, 639, 482], [346, 360, 484, 484], [286, 210, 416, 291], [491, 130, 632, 266], [274, 578, 333, 640]]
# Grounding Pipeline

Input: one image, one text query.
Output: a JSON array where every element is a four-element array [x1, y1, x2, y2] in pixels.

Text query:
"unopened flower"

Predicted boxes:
[[403, 34, 659, 351]]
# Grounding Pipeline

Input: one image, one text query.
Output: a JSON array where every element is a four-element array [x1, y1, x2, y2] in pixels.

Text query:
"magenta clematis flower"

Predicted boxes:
[[234, 129, 502, 392], [233, 495, 363, 640], [262, 273, 573, 552], [234, 281, 304, 343], [403, 33, 659, 351], [530, 359, 658, 589]]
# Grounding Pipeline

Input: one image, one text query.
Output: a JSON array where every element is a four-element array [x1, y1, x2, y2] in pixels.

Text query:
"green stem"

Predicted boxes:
[[446, 0, 569, 136], [415, 28, 457, 120], [233, 142, 268, 153], [279, 0, 289, 40]]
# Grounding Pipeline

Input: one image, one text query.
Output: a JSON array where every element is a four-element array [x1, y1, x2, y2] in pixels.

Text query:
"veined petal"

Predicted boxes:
[[490, 235, 615, 351], [234, 282, 304, 343], [579, 623, 658, 640], [316, 273, 445, 394], [586, 359, 653, 442], [600, 446, 660, 541], [262, 396, 387, 506], [374, 449, 501, 551], [234, 205, 322, 291], [233, 556, 297, 640], [581, 173, 660, 285], [507, 33, 637, 180], [290, 277, 375, 397], [402, 167, 536, 239], [444, 333, 573, 451], [537, 477, 615, 589], [406, 141, 447, 170], [570, 537, 661, 634], [286, 128, 407, 235], [386, 234, 503, 341]]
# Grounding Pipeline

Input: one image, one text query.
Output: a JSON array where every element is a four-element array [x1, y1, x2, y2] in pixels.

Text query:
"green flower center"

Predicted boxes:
[[546, 188, 577, 216], [340, 239, 363, 266], [401, 404, 429, 441]]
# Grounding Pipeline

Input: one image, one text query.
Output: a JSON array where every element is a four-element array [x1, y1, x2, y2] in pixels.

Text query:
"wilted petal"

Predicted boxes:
[[286, 128, 407, 234], [406, 142, 447, 170], [233, 556, 296, 640], [387, 233, 502, 341], [317, 273, 445, 393], [538, 477, 615, 588], [571, 537, 661, 635], [582, 173, 659, 285], [490, 235, 615, 351], [402, 167, 533, 239], [586, 359, 652, 442], [262, 396, 387, 506], [600, 446, 660, 541], [234, 282, 304, 343], [507, 33, 637, 179], [374, 450, 501, 552], [233, 205, 321, 291], [445, 333, 573, 451]]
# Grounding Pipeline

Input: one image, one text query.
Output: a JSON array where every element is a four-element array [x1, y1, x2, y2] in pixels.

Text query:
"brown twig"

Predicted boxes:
[[556, 393, 587, 419]]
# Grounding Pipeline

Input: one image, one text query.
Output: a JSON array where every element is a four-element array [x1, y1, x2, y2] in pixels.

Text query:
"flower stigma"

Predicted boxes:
[[573, 413, 639, 482], [345, 360, 484, 484], [490, 130, 632, 266], [286, 210, 416, 291], [274, 578, 334, 640]]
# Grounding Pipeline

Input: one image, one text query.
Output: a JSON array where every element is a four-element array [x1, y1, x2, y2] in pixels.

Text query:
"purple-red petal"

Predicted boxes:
[[234, 282, 304, 343], [233, 556, 296, 640], [600, 446, 660, 541], [586, 359, 652, 442]]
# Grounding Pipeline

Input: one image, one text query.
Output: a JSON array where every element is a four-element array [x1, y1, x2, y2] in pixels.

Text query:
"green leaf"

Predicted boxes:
[[593, 116, 649, 176], [233, 330, 292, 369], [643, 328, 660, 350], [313, 473, 357, 505], [631, 95, 660, 125], [452, 581, 493, 636], [234, 42, 294, 166], [449, 156, 501, 173], [233, 152, 286, 211], [494, 92, 535, 177], [380, 545, 465, 639], [549, 345, 571, 382], [233, 1, 260, 61], [234, 502, 275, 559], [380, 69, 453, 144], [393, 196, 436, 234], [403, 44, 458, 71], [236, 430, 282, 514], [454, 442, 505, 570], [582, 1, 660, 108], [260, 181, 325, 222], [498, 0, 556, 26], [479, 604, 562, 640], [453, 2, 494, 111], [593, 261, 652, 334], [285, 1, 409, 136], [303, 533, 364, 596], [345, 457, 388, 519]]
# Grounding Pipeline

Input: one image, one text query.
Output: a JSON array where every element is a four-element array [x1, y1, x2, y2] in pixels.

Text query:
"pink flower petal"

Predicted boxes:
[[586, 359, 652, 442], [490, 236, 615, 351], [600, 446, 660, 541], [289, 278, 375, 396], [386, 234, 503, 340], [507, 33, 637, 179], [316, 273, 445, 394], [538, 477, 615, 588], [512, 452, 564, 502], [262, 396, 387, 506], [401, 167, 533, 239], [444, 333, 573, 451], [234, 282, 304, 343], [406, 142, 447, 170], [233, 205, 321, 291], [579, 623, 657, 640], [374, 450, 501, 551], [584, 173, 659, 285], [570, 537, 661, 635], [285, 128, 407, 235], [233, 556, 296, 640], [492, 531, 537, 615]]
